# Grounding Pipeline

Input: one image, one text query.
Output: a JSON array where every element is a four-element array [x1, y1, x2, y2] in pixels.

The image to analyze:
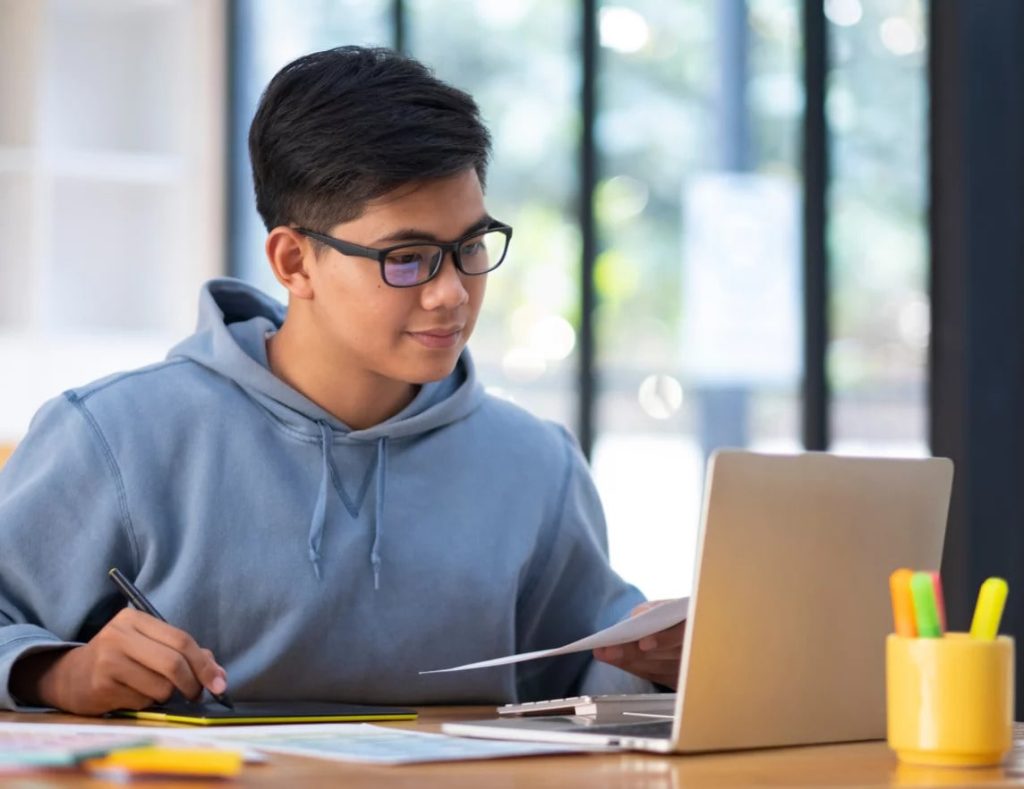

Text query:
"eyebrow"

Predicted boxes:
[[372, 215, 494, 246]]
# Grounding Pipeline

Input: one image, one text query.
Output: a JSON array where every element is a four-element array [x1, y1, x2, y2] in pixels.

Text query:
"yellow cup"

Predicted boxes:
[[886, 633, 1014, 767]]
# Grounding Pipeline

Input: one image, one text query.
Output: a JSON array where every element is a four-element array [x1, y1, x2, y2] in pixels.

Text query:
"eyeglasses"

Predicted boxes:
[[295, 221, 513, 288]]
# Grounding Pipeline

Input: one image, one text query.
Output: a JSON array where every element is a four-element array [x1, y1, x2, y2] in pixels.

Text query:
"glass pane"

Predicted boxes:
[[407, 0, 578, 427], [231, 1, 392, 294], [826, 0, 928, 457], [592, 0, 804, 599]]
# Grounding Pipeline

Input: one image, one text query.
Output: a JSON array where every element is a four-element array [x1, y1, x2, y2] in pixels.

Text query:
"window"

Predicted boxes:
[[592, 1, 803, 598], [230, 0, 929, 599], [827, 0, 928, 457]]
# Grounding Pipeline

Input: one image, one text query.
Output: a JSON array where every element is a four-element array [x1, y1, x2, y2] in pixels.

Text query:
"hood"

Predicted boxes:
[[168, 278, 485, 585]]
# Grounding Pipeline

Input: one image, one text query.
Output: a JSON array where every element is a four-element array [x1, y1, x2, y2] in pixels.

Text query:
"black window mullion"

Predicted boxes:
[[226, 0, 253, 279], [578, 0, 598, 459], [392, 0, 406, 54], [801, 0, 830, 451]]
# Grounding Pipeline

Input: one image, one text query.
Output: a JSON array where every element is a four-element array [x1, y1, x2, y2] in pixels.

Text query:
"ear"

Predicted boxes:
[[266, 227, 316, 300]]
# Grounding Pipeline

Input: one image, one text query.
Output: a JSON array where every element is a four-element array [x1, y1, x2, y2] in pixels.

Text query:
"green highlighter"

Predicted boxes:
[[910, 571, 943, 638]]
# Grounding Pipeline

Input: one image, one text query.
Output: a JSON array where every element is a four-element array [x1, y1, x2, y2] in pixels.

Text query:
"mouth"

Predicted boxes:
[[406, 326, 464, 350]]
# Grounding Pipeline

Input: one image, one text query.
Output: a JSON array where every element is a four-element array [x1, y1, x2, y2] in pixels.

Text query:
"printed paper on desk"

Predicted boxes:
[[0, 723, 266, 765], [420, 596, 688, 674], [203, 723, 592, 764]]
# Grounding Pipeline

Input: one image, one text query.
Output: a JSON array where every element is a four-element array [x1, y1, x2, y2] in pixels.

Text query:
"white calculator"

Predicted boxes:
[[498, 694, 677, 722]]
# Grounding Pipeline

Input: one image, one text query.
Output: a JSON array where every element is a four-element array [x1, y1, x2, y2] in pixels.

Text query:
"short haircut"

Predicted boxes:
[[249, 46, 492, 232]]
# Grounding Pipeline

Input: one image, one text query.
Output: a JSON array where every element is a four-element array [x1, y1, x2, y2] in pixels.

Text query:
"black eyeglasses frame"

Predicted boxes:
[[295, 221, 513, 288]]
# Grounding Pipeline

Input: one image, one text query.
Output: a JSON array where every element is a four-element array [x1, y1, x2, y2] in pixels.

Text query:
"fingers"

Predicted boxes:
[[595, 641, 678, 666], [200, 649, 229, 696], [593, 621, 686, 663], [39, 610, 230, 716], [593, 617, 686, 690], [108, 680, 162, 712], [103, 657, 176, 705], [638, 621, 686, 650], [593, 645, 680, 689], [607, 622, 686, 660], [111, 609, 228, 699], [627, 602, 687, 652], [50, 647, 163, 715]]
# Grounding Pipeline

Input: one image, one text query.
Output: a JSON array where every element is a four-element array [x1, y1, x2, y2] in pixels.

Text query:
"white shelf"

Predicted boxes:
[[0, 0, 226, 426], [0, 172, 35, 329], [41, 0, 185, 153], [0, 1, 42, 148], [0, 147, 34, 173], [45, 150, 185, 185], [45, 178, 181, 331], [0, 146, 185, 184]]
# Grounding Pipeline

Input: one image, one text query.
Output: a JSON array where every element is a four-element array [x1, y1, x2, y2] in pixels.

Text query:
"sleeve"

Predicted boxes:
[[514, 426, 655, 701], [0, 393, 136, 710]]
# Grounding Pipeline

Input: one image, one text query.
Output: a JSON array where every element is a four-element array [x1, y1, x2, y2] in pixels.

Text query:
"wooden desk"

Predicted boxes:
[[3, 708, 1024, 787]]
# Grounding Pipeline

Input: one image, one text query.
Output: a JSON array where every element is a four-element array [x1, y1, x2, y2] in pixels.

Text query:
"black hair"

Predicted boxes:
[[249, 46, 492, 232]]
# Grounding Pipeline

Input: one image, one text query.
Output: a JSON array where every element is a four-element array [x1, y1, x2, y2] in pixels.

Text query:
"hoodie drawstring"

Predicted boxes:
[[371, 437, 388, 590], [308, 421, 332, 580], [307, 422, 389, 590]]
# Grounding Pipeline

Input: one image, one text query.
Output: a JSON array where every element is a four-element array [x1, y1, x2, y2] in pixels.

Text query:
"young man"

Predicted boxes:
[[0, 47, 682, 715]]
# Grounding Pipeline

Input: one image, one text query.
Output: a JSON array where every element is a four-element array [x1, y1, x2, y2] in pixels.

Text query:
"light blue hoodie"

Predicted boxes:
[[0, 278, 650, 710]]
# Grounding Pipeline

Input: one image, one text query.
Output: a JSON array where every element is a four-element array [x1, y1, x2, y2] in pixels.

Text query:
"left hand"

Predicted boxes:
[[592, 600, 685, 689]]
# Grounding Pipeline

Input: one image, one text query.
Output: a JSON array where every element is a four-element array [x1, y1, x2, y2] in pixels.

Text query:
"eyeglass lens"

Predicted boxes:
[[382, 229, 509, 286]]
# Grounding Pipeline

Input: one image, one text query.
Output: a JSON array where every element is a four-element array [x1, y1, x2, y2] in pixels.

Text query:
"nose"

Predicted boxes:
[[419, 251, 469, 311]]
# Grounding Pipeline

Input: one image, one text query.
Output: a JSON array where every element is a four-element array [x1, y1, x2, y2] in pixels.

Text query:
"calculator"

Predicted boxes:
[[498, 694, 677, 722]]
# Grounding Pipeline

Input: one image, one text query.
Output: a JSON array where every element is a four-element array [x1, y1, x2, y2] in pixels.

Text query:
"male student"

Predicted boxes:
[[0, 46, 683, 715]]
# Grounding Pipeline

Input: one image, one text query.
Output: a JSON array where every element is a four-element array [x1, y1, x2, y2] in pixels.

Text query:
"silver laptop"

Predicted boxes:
[[444, 449, 952, 753]]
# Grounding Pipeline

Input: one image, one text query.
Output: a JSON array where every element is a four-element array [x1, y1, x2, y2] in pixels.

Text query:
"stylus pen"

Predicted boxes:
[[108, 567, 234, 709]]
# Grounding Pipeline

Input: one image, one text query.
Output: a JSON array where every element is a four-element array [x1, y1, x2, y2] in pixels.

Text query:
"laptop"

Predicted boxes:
[[443, 449, 953, 753]]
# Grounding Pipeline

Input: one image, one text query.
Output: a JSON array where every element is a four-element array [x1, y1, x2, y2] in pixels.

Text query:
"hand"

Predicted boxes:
[[592, 600, 685, 689], [9, 608, 228, 715]]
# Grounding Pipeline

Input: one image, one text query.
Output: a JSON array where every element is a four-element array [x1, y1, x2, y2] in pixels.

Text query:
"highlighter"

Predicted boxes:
[[969, 577, 1009, 640], [86, 747, 243, 779], [889, 568, 917, 637], [928, 571, 947, 632], [909, 572, 943, 638]]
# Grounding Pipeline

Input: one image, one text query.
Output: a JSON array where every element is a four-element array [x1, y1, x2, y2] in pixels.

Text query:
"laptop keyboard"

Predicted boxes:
[[577, 720, 674, 739]]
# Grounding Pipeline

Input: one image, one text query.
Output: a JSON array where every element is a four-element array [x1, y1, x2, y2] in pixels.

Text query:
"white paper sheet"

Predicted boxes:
[[204, 723, 590, 764], [420, 596, 688, 674]]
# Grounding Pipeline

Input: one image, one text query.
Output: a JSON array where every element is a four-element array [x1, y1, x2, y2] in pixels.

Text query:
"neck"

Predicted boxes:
[[266, 318, 418, 431]]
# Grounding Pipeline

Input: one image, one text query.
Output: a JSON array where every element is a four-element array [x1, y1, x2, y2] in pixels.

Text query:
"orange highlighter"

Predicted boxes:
[[889, 568, 917, 637]]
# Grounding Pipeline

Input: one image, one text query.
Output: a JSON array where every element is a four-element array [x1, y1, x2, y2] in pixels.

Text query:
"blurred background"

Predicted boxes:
[[0, 0, 1020, 635]]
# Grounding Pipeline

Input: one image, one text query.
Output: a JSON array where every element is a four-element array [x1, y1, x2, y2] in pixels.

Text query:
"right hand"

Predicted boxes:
[[10, 608, 228, 715]]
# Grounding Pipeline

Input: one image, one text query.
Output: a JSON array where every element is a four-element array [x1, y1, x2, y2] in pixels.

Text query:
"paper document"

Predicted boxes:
[[421, 596, 688, 674], [204, 723, 590, 764], [0, 722, 263, 766], [0, 728, 152, 769]]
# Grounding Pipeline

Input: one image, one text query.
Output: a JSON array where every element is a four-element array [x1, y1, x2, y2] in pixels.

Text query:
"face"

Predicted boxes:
[[303, 168, 491, 386]]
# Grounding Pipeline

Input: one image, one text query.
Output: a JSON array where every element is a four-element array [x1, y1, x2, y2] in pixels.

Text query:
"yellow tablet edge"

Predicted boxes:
[[118, 711, 418, 726]]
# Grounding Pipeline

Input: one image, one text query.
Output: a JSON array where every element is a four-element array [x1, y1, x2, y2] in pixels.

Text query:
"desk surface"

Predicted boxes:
[[3, 707, 1024, 787]]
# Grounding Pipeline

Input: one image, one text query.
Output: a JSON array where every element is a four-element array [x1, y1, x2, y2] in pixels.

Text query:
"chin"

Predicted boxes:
[[399, 352, 463, 385]]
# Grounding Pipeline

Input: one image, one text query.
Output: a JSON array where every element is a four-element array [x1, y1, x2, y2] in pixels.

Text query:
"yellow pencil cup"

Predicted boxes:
[[886, 633, 1014, 767]]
